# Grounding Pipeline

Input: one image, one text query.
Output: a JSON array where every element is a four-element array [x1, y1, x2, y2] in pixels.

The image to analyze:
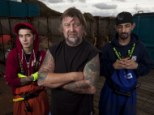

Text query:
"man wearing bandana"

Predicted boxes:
[[99, 12, 152, 115]]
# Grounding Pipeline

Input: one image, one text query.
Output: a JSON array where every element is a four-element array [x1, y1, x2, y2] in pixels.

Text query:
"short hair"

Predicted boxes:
[[61, 7, 87, 31]]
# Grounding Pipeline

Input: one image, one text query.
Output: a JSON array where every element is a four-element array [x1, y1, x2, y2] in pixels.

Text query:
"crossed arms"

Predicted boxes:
[[38, 50, 100, 94]]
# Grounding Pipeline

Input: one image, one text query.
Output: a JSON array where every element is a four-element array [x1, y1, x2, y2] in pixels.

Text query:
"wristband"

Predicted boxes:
[[18, 73, 26, 78], [32, 72, 38, 81]]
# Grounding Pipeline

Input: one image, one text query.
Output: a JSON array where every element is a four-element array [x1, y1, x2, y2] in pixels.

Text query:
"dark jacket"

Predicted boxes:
[[100, 34, 152, 79]]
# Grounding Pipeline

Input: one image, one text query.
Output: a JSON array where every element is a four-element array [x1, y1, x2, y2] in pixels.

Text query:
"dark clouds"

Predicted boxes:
[[46, 0, 63, 3], [39, 0, 154, 17], [65, 0, 86, 2], [46, 0, 86, 3], [94, 3, 117, 10]]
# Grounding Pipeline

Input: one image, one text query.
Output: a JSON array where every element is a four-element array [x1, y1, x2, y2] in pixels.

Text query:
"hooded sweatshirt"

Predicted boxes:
[[5, 22, 46, 95], [100, 33, 152, 79]]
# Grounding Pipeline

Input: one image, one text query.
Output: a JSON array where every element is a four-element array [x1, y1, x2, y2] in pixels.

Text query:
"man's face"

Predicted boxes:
[[116, 23, 135, 40], [62, 16, 85, 46], [18, 29, 34, 50]]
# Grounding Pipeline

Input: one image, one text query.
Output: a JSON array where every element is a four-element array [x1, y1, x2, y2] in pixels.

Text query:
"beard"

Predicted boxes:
[[119, 32, 129, 40], [66, 37, 82, 46]]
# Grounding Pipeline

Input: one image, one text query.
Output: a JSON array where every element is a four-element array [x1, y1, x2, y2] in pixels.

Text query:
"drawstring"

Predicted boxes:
[[21, 49, 24, 64], [33, 50, 36, 64], [18, 50, 24, 74], [18, 49, 40, 75]]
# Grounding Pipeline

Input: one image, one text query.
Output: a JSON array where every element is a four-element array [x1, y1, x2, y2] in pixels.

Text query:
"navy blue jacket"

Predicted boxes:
[[100, 34, 152, 79]]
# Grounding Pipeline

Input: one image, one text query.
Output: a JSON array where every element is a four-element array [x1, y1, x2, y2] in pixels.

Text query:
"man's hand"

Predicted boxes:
[[124, 58, 138, 69], [113, 58, 129, 69], [62, 54, 99, 94], [31, 72, 38, 81], [37, 72, 84, 88], [113, 57, 138, 69], [17, 73, 33, 85], [18, 73, 26, 78]]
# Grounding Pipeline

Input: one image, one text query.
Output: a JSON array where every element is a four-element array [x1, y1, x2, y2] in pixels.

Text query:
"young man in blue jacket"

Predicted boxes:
[[99, 11, 152, 115]]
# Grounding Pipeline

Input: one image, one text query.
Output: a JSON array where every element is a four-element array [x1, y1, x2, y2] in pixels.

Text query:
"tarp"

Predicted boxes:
[[0, 1, 40, 17], [133, 13, 154, 65]]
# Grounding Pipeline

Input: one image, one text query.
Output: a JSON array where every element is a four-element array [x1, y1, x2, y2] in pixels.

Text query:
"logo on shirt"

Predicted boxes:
[[131, 56, 137, 61]]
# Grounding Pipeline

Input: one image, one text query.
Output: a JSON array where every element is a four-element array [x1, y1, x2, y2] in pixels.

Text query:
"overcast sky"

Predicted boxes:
[[38, 0, 154, 17]]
